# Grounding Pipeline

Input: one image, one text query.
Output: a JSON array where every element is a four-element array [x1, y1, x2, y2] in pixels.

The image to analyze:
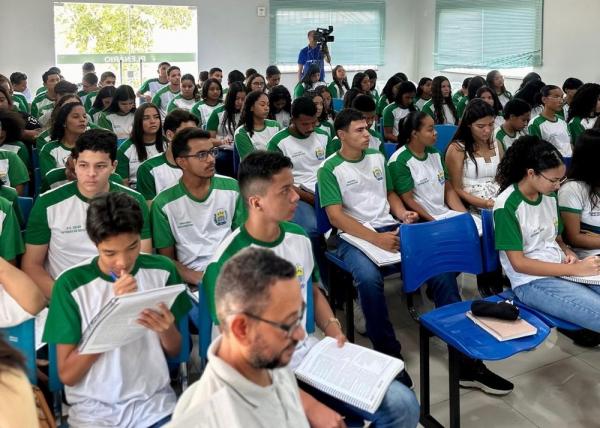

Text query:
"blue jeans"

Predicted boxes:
[[514, 277, 600, 332], [337, 224, 461, 355], [147, 414, 171, 428], [300, 379, 420, 428], [292, 200, 329, 288]]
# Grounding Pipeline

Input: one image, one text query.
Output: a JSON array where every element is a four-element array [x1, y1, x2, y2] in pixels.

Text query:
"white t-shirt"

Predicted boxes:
[[117, 139, 164, 188], [528, 115, 572, 157], [558, 180, 600, 258], [495, 126, 527, 151], [100, 112, 135, 140], [192, 101, 224, 128], [0, 285, 34, 328], [234, 120, 281, 158]]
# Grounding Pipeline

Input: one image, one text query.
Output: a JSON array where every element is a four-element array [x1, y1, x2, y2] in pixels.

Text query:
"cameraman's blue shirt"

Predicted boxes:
[[298, 45, 325, 80]]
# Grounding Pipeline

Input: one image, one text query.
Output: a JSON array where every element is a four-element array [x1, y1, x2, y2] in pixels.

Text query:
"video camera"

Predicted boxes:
[[314, 26, 334, 49]]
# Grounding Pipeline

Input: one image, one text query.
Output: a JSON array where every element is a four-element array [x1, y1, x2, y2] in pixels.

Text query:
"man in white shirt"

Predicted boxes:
[[169, 247, 310, 428]]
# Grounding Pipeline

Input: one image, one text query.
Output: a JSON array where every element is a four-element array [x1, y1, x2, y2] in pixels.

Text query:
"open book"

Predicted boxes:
[[78, 284, 186, 354], [339, 223, 401, 266], [561, 274, 600, 286], [294, 337, 404, 414], [466, 311, 537, 341]]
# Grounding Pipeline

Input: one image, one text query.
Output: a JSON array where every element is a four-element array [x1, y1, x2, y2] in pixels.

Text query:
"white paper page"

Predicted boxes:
[[35, 308, 48, 350], [339, 223, 401, 266]]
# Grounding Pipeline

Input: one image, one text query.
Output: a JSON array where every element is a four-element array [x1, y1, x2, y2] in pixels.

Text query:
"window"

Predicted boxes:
[[434, 0, 543, 71], [270, 0, 385, 67]]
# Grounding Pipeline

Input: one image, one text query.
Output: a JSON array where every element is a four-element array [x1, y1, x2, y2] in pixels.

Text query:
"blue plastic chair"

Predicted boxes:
[[384, 142, 397, 160], [18, 196, 34, 229], [400, 213, 550, 428], [0, 319, 37, 384], [33, 168, 42, 197], [332, 98, 344, 113], [563, 156, 572, 169], [197, 283, 213, 363], [232, 144, 241, 178], [434, 124, 458, 154], [480, 209, 581, 331]]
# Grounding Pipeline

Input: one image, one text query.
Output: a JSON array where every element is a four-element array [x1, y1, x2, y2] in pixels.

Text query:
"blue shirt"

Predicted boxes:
[[297, 45, 325, 81]]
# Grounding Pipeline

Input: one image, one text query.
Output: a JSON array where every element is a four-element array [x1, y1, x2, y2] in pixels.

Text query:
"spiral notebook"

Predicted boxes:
[[561, 274, 600, 285], [294, 337, 404, 413]]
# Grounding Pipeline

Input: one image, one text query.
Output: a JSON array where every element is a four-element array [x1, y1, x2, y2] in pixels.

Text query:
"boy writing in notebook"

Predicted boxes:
[[43, 191, 191, 428]]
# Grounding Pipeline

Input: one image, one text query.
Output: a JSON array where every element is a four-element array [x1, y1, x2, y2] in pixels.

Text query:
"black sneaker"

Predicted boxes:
[[459, 360, 513, 395], [558, 328, 600, 348]]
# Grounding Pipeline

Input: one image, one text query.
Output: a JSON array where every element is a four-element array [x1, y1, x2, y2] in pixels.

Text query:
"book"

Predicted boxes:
[[78, 284, 186, 354], [294, 337, 404, 414], [339, 223, 401, 266], [466, 311, 537, 341], [561, 274, 600, 285]]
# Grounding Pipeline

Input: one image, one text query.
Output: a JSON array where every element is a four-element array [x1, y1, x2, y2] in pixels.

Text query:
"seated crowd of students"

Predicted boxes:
[[1, 60, 600, 428]]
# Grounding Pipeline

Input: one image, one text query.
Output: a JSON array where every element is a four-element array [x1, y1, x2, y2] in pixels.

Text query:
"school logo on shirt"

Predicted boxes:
[[295, 264, 306, 287], [213, 209, 228, 226], [372, 167, 383, 181], [314, 146, 325, 160], [437, 170, 446, 184]]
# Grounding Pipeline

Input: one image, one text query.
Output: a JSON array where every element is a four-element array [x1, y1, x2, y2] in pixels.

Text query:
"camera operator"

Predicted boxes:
[[297, 30, 331, 82]]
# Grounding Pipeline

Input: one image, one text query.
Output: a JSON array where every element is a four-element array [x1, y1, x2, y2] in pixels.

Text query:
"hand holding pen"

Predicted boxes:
[[111, 270, 138, 296]]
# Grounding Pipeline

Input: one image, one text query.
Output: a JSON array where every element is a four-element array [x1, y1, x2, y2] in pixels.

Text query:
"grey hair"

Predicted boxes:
[[215, 247, 297, 329]]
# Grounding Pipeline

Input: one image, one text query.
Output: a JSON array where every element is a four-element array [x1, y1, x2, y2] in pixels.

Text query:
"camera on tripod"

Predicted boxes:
[[314, 26, 334, 49]]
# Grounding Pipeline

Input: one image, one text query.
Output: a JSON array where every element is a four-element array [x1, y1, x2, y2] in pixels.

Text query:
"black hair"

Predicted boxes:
[[209, 67, 222, 75], [394, 72, 409, 82], [518, 72, 542, 90], [221, 82, 247, 136], [55, 80, 78, 96], [300, 65, 321, 89], [245, 68, 258, 79], [100, 71, 116, 82], [246, 73, 266, 93], [416, 77, 432, 98], [476, 86, 503, 115], [467, 76, 486, 100], [9, 72, 27, 85], [106, 85, 136, 114], [365, 69, 377, 91], [48, 94, 81, 129], [486, 70, 508, 95], [351, 94, 376, 113], [42, 69, 60, 84], [180, 73, 199, 100], [228, 70, 245, 85], [567, 83, 600, 122], [238, 151, 293, 203], [158, 61, 171, 68], [514, 79, 546, 109], [333, 108, 364, 133], [268, 85, 292, 119], [171, 127, 211, 159], [48, 67, 61, 75], [562, 77, 583, 92], [82, 72, 98, 86], [163, 108, 199, 133], [199, 71, 209, 82], [503, 98, 531, 120], [0, 335, 26, 376], [331, 65, 350, 93], [265, 65, 281, 77], [462, 77, 472, 89], [394, 81, 417, 110], [240, 91, 269, 136], [51, 102, 85, 141], [304, 90, 328, 122], [314, 85, 335, 119], [72, 128, 117, 162], [0, 87, 11, 108], [82, 62, 95, 72], [342, 88, 361, 109], [568, 129, 600, 209], [540, 85, 561, 106], [166, 66, 180, 76], [291, 96, 316, 119], [398, 111, 430, 148], [129, 103, 164, 162], [381, 75, 404, 103], [0, 109, 25, 143], [92, 85, 116, 111], [86, 191, 143, 245], [351, 72, 369, 93], [430, 75, 458, 125], [201, 78, 223, 102], [453, 98, 496, 174], [495, 135, 563, 192]]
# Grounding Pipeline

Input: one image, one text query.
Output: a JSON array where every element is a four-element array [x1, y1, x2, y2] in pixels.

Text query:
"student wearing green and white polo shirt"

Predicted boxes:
[[422, 76, 459, 125], [566, 83, 600, 144], [22, 129, 152, 299], [137, 61, 170, 103], [137, 109, 198, 203], [152, 128, 244, 285], [304, 90, 334, 138], [382, 81, 417, 143], [166, 74, 199, 114], [78, 72, 98, 107], [0, 109, 31, 169], [152, 66, 181, 119], [365, 69, 379, 102], [452, 77, 471, 107], [43, 191, 191, 428], [234, 91, 281, 159], [0, 194, 24, 264], [11, 92, 29, 114], [414, 77, 432, 111], [116, 103, 165, 189], [494, 135, 600, 332], [30, 70, 61, 125], [528, 85, 572, 157], [494, 98, 530, 151], [83, 71, 116, 114], [41, 163, 124, 193], [0, 148, 29, 196], [97, 85, 136, 140], [191, 78, 223, 128]]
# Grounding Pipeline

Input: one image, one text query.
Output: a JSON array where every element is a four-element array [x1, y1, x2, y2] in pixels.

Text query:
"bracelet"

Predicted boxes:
[[322, 317, 342, 332]]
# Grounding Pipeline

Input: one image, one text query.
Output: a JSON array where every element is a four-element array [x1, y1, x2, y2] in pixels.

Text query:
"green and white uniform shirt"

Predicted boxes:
[[234, 120, 281, 159], [26, 181, 151, 279], [274, 110, 291, 128], [382, 102, 411, 136], [422, 100, 457, 125], [151, 86, 180, 119], [317, 120, 334, 138], [388, 145, 451, 217], [138, 78, 168, 98], [267, 128, 330, 192], [206, 106, 240, 139], [415, 97, 430, 111], [452, 91, 465, 107], [493, 184, 564, 288], [12, 93, 29, 114], [97, 112, 135, 140], [43, 254, 191, 428], [318, 149, 396, 229], [191, 101, 223, 128], [376, 97, 389, 118], [528, 115, 572, 157], [39, 140, 73, 177], [498, 91, 512, 108], [30, 93, 55, 126], [116, 139, 164, 188], [0, 141, 31, 169], [152, 176, 244, 272], [136, 153, 182, 201], [0, 150, 29, 188], [495, 126, 527, 151], [327, 128, 385, 158], [558, 180, 600, 258], [327, 82, 346, 99], [166, 94, 197, 114], [83, 91, 97, 113], [567, 116, 598, 144]]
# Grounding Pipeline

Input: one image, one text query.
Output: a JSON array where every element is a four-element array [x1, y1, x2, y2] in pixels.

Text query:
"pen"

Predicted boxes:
[[109, 271, 118, 281]]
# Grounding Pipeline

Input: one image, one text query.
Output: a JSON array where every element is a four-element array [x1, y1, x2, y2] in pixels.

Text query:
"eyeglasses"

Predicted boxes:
[[538, 171, 567, 185], [243, 302, 306, 338], [180, 147, 219, 161]]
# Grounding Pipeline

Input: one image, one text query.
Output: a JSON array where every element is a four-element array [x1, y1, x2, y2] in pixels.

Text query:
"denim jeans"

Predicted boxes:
[[299, 379, 420, 428], [514, 277, 600, 332], [292, 200, 329, 288], [336, 224, 461, 355]]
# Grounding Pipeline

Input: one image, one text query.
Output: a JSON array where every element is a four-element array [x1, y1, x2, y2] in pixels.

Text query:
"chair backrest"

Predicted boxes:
[[384, 142, 397, 160], [32, 147, 40, 170], [1, 319, 37, 384], [434, 124, 458, 154], [197, 282, 214, 360], [18, 196, 34, 226], [563, 156, 572, 169], [332, 98, 344, 113], [166, 311, 191, 365], [232, 144, 241, 178], [313, 186, 333, 234], [400, 213, 483, 293], [481, 209, 500, 272]]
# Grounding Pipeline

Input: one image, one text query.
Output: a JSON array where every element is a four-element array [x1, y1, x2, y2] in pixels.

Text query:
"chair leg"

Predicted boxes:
[[448, 346, 461, 428], [419, 324, 444, 428], [406, 291, 421, 322], [345, 280, 354, 343], [180, 362, 188, 392]]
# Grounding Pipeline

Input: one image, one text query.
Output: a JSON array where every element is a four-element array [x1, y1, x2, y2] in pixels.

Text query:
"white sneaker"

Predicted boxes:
[[353, 300, 367, 335]]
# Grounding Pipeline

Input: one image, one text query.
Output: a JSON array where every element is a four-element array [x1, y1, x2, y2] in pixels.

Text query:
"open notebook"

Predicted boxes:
[[339, 223, 401, 266], [466, 311, 537, 341], [294, 337, 404, 414], [561, 274, 600, 286]]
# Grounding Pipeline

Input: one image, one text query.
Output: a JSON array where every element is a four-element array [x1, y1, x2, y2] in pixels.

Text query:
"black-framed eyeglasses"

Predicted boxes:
[[243, 302, 306, 338], [181, 147, 219, 161], [538, 172, 567, 185]]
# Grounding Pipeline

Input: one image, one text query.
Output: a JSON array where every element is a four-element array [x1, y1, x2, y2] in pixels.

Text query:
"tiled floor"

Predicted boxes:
[[340, 274, 600, 428]]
